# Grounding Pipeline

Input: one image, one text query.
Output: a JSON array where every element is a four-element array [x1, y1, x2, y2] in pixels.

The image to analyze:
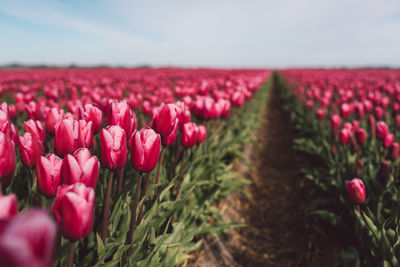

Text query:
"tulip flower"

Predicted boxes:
[[23, 119, 45, 144], [45, 107, 64, 134], [340, 103, 351, 118], [367, 115, 376, 137], [0, 110, 12, 137], [36, 153, 62, 198], [80, 104, 102, 133], [0, 132, 16, 183], [54, 119, 79, 156], [197, 125, 207, 144], [374, 106, 384, 119], [345, 178, 366, 204], [390, 142, 399, 161], [355, 128, 367, 145], [203, 98, 216, 119], [338, 128, 351, 145], [25, 101, 41, 120], [130, 127, 161, 173], [162, 118, 179, 147], [53, 183, 95, 240], [231, 92, 244, 107], [109, 101, 133, 137], [18, 133, 44, 168], [383, 133, 394, 148], [77, 120, 93, 149], [330, 114, 341, 131], [151, 103, 178, 137], [0, 194, 18, 219], [181, 122, 198, 148], [378, 161, 389, 182], [100, 126, 127, 170], [0, 210, 56, 267], [376, 121, 389, 140], [316, 108, 325, 120], [61, 148, 99, 188]]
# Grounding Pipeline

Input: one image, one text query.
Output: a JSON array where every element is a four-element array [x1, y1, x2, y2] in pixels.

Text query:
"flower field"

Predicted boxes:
[[0, 68, 270, 266]]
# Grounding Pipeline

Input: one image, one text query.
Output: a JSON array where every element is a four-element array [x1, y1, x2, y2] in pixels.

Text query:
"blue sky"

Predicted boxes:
[[0, 0, 400, 67]]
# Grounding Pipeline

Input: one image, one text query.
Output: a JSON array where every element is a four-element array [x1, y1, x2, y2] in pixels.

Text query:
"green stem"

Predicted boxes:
[[127, 172, 143, 244], [67, 241, 75, 267], [101, 170, 114, 242], [175, 149, 187, 200], [137, 172, 151, 226], [152, 147, 165, 201]]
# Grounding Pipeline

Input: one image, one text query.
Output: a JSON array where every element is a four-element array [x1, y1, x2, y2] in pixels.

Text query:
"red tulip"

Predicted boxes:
[[390, 142, 399, 161], [181, 122, 198, 148], [54, 119, 78, 156], [384, 133, 394, 148], [151, 103, 178, 137], [340, 103, 351, 118], [338, 128, 351, 145], [77, 120, 93, 149], [346, 178, 366, 204], [161, 118, 179, 146], [100, 126, 127, 170], [0, 133, 16, 182], [110, 101, 133, 137], [0, 194, 18, 219], [374, 106, 384, 119], [23, 120, 45, 144], [330, 114, 341, 131], [36, 153, 62, 198], [52, 183, 95, 240], [197, 125, 207, 144], [80, 104, 102, 133], [355, 128, 367, 145], [376, 121, 389, 140], [18, 133, 44, 168], [45, 107, 64, 134], [61, 148, 99, 188], [130, 127, 161, 172], [316, 108, 325, 120], [0, 210, 56, 267]]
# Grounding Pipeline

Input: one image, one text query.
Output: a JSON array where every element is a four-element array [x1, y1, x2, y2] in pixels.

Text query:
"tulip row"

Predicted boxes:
[[0, 68, 270, 266], [279, 69, 400, 266]]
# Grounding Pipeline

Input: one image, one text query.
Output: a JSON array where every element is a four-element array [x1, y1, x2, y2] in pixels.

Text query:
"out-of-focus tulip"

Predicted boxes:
[[378, 161, 389, 182], [45, 108, 64, 134], [0, 110, 12, 137], [345, 178, 366, 204], [37, 153, 62, 198], [162, 118, 179, 146], [355, 103, 364, 119], [110, 101, 133, 137], [374, 106, 384, 119], [197, 125, 207, 144], [18, 133, 44, 168], [338, 128, 351, 145], [0, 133, 16, 182], [0, 210, 56, 267], [340, 103, 351, 118], [368, 115, 376, 137], [54, 119, 78, 156], [151, 103, 178, 137], [384, 133, 394, 148], [395, 115, 400, 128], [181, 122, 198, 148], [100, 126, 127, 170], [355, 128, 367, 145], [80, 104, 102, 133], [390, 142, 399, 161], [52, 183, 95, 240], [130, 127, 161, 172], [203, 98, 216, 119], [23, 120, 45, 144], [356, 159, 363, 177], [376, 121, 389, 140], [231, 92, 244, 107], [316, 108, 325, 120], [77, 120, 93, 149], [61, 148, 99, 188], [25, 101, 41, 120], [0, 194, 18, 219], [330, 114, 341, 131]]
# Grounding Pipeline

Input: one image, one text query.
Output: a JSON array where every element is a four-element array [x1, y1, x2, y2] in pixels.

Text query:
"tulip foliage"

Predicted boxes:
[[279, 69, 400, 266], [0, 68, 270, 266]]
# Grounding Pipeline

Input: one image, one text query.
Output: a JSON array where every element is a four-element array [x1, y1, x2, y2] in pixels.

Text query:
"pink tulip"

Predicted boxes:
[[110, 101, 133, 137], [130, 127, 161, 172], [376, 121, 389, 140], [23, 120, 45, 144], [390, 142, 399, 161], [80, 104, 103, 133], [355, 128, 367, 145], [0, 133, 16, 182], [345, 178, 366, 204], [151, 103, 178, 137], [54, 119, 79, 156], [162, 119, 179, 146], [18, 133, 44, 168], [0, 194, 18, 219], [181, 122, 198, 148], [77, 120, 93, 149], [36, 153, 62, 198], [100, 126, 127, 170], [197, 125, 207, 144], [338, 128, 351, 145], [45, 107, 64, 134]]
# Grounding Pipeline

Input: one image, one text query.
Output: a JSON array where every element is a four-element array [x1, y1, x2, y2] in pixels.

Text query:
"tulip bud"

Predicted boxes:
[[18, 133, 44, 168], [376, 121, 389, 140], [197, 125, 207, 144], [23, 120, 45, 144], [53, 183, 95, 240], [45, 107, 64, 134], [130, 127, 161, 172], [345, 178, 366, 204], [61, 148, 99, 188], [378, 161, 389, 182], [100, 126, 127, 170], [384, 133, 394, 148], [37, 153, 62, 197], [390, 142, 399, 161], [151, 103, 178, 137], [338, 128, 351, 145], [162, 118, 179, 146], [80, 104, 102, 133], [181, 122, 198, 148], [0, 133, 16, 182], [0, 194, 18, 219], [355, 128, 367, 145], [77, 120, 93, 149], [330, 114, 341, 131], [54, 119, 79, 156], [355, 103, 364, 119], [0, 210, 56, 267]]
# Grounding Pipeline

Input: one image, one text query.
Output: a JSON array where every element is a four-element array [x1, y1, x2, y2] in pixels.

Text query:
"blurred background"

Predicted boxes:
[[0, 0, 399, 68]]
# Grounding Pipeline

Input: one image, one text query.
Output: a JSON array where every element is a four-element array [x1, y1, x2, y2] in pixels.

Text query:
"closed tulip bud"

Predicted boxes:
[[18, 133, 44, 168], [61, 148, 99, 188], [77, 120, 93, 149], [100, 126, 127, 170], [330, 114, 341, 131], [390, 142, 399, 161], [130, 127, 161, 172], [316, 108, 325, 120], [340, 103, 351, 118], [162, 118, 179, 146], [0, 210, 56, 267], [197, 125, 207, 144], [338, 128, 351, 145], [203, 98, 216, 119], [23, 119, 45, 144], [37, 153, 62, 197], [54, 119, 79, 156], [378, 161, 389, 182], [52, 183, 95, 240], [375, 106, 384, 119], [345, 178, 366, 204], [220, 99, 231, 118], [384, 133, 394, 148], [0, 133, 16, 182], [355, 128, 367, 145], [376, 121, 389, 140], [0, 194, 18, 219], [151, 103, 178, 137], [45, 107, 64, 134], [80, 104, 102, 133], [181, 122, 198, 148], [25, 101, 41, 120], [110, 101, 133, 137]]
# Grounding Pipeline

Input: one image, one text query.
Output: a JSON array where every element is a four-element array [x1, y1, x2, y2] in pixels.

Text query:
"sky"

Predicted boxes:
[[0, 0, 400, 68]]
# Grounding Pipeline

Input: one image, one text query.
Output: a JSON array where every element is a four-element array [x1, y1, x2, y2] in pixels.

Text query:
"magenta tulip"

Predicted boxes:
[[77, 120, 93, 149], [355, 128, 367, 145], [100, 126, 127, 170], [384, 133, 394, 148], [18, 133, 44, 168], [110, 101, 133, 137], [197, 125, 207, 144], [0, 133, 16, 182], [130, 127, 161, 172], [80, 104, 102, 133], [23, 120, 45, 144], [0, 194, 18, 219], [330, 114, 341, 131], [376, 121, 389, 140], [151, 103, 178, 137], [390, 142, 399, 161], [345, 178, 366, 204], [161, 119, 179, 146], [45, 107, 64, 134], [54, 119, 79, 156], [36, 153, 62, 198], [338, 128, 351, 145]]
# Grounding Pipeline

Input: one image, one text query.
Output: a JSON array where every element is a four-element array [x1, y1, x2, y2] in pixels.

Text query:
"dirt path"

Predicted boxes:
[[191, 79, 340, 267]]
